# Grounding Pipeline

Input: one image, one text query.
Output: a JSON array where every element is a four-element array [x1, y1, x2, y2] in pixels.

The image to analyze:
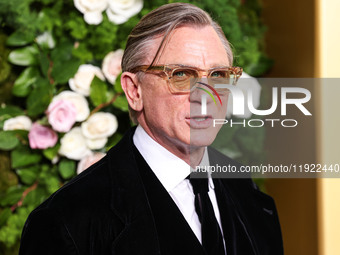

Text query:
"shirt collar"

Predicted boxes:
[[133, 125, 190, 192], [133, 125, 213, 192]]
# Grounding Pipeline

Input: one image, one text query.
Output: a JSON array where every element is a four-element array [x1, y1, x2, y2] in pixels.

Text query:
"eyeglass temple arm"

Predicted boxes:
[[130, 65, 165, 73]]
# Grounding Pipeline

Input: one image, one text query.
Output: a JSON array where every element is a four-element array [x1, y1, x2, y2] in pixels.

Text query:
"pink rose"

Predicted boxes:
[[77, 152, 106, 174], [47, 99, 77, 132], [28, 123, 58, 149]]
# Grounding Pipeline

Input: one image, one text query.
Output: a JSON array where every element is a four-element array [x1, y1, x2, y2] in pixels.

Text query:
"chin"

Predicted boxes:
[[189, 128, 218, 148]]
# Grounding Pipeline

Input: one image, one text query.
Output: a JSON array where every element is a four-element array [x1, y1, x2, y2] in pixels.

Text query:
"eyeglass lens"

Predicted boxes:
[[170, 68, 237, 93]]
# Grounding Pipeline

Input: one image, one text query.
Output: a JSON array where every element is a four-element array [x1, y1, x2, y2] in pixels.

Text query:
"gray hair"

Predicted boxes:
[[121, 3, 233, 124]]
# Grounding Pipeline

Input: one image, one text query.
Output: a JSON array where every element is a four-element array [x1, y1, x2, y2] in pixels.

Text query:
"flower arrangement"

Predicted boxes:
[[2, 45, 124, 170], [0, 0, 270, 253]]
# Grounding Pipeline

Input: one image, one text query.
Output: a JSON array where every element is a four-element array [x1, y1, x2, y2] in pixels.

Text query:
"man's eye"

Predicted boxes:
[[173, 71, 186, 77], [211, 71, 227, 78], [172, 69, 196, 79]]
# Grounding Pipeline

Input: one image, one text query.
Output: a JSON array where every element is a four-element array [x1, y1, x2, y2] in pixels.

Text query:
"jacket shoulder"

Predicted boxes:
[[37, 156, 111, 213], [21, 155, 125, 255]]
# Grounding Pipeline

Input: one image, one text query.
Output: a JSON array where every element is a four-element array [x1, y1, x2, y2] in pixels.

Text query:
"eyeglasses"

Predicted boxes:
[[130, 64, 243, 94]]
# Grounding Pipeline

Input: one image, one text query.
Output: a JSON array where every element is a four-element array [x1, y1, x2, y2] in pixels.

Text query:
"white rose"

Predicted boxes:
[[77, 152, 106, 174], [69, 64, 105, 96], [36, 31, 56, 49], [52, 91, 90, 122], [106, 0, 143, 24], [81, 112, 118, 139], [74, 0, 108, 25], [3, 116, 32, 131], [102, 49, 123, 84], [86, 137, 108, 150], [59, 127, 92, 160], [226, 72, 262, 119]]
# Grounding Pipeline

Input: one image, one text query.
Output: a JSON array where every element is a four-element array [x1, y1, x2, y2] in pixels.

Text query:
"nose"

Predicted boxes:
[[200, 76, 208, 83], [189, 80, 215, 105]]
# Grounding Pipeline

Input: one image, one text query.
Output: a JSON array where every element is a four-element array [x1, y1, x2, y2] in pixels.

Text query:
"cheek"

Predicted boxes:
[[150, 97, 185, 122], [142, 86, 187, 117], [140, 78, 190, 128], [142, 92, 173, 125], [214, 94, 229, 117], [221, 93, 229, 105]]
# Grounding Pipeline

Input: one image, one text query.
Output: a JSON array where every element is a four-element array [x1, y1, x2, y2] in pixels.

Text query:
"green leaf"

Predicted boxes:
[[51, 41, 73, 62], [0, 207, 30, 246], [106, 132, 123, 150], [0, 208, 12, 227], [11, 146, 42, 168], [40, 164, 51, 174], [36, 7, 61, 31], [0, 131, 19, 151], [6, 31, 34, 47], [16, 166, 39, 185], [39, 52, 50, 77], [0, 105, 25, 118], [106, 90, 115, 102], [43, 144, 60, 160], [26, 78, 52, 117], [0, 187, 25, 207], [114, 73, 123, 93], [90, 76, 108, 106], [113, 95, 129, 112], [44, 175, 60, 194], [9, 129, 29, 141], [22, 187, 46, 207], [65, 14, 88, 40], [72, 42, 93, 62], [51, 58, 81, 84], [58, 159, 76, 180], [12, 67, 39, 97], [0, 54, 11, 83], [8, 46, 39, 66]]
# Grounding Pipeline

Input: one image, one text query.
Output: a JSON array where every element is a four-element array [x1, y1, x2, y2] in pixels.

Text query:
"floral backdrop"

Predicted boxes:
[[0, 0, 270, 253]]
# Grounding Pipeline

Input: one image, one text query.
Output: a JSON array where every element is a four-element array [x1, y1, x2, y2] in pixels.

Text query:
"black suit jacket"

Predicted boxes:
[[19, 127, 283, 255]]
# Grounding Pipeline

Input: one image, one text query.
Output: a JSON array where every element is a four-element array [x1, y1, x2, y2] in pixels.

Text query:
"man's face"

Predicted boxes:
[[138, 25, 230, 154]]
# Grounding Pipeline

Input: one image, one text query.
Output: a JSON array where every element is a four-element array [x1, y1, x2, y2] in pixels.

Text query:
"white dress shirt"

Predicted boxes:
[[133, 125, 225, 244]]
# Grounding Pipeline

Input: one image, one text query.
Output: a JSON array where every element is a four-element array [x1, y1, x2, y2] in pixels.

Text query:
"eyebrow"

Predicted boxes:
[[168, 63, 231, 69]]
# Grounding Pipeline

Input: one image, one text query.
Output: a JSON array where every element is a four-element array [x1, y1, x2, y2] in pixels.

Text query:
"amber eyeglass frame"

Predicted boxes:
[[130, 64, 243, 93]]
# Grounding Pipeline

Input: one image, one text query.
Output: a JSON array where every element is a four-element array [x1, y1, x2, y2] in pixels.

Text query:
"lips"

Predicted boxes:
[[192, 117, 208, 121], [185, 115, 213, 129]]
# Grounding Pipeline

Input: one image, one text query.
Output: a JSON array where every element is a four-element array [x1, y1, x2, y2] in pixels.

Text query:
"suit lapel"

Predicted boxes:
[[133, 145, 205, 255], [107, 127, 161, 254], [208, 146, 284, 255], [208, 147, 258, 255], [214, 179, 257, 255]]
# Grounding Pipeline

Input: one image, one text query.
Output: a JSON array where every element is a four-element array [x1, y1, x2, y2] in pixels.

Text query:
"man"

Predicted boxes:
[[19, 3, 283, 255]]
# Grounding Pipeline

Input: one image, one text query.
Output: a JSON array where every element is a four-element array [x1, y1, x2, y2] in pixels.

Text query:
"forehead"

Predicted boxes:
[[149, 25, 230, 68]]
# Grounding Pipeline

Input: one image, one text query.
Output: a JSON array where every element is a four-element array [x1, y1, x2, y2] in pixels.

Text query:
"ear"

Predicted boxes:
[[121, 72, 143, 112]]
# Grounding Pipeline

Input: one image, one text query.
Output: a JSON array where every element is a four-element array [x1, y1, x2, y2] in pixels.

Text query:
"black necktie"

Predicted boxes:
[[188, 173, 225, 255]]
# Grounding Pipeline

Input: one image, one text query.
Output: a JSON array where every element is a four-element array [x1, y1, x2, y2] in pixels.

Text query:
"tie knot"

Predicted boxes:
[[187, 171, 209, 195]]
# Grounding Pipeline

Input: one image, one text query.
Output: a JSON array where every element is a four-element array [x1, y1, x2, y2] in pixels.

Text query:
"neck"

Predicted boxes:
[[138, 125, 205, 168], [164, 144, 205, 168]]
